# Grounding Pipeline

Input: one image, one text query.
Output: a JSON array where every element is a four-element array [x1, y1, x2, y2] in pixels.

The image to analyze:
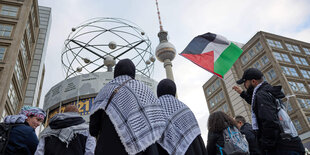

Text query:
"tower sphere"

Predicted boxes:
[[155, 41, 176, 62]]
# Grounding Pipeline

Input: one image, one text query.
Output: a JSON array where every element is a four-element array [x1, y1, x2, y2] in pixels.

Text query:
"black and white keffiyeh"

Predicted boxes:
[[40, 112, 90, 146], [90, 75, 167, 155], [158, 95, 201, 155], [251, 82, 264, 130]]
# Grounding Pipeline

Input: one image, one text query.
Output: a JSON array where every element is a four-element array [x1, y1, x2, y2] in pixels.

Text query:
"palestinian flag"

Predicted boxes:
[[180, 32, 243, 78]]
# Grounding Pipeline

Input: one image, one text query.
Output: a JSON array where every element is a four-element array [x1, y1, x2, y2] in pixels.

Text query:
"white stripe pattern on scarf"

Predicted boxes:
[[90, 75, 167, 155], [39, 113, 90, 147], [251, 82, 264, 130], [158, 95, 201, 155]]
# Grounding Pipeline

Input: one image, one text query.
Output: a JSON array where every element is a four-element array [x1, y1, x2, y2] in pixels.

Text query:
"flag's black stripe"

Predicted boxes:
[[181, 32, 216, 55]]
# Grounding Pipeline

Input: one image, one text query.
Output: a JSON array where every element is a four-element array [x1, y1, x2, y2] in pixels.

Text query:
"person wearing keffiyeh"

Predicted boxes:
[[233, 68, 305, 155], [34, 105, 96, 155], [89, 59, 167, 155], [3, 106, 46, 155], [156, 79, 207, 155]]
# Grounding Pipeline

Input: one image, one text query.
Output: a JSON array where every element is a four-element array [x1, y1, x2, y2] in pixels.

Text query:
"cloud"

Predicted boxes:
[[180, 0, 310, 42]]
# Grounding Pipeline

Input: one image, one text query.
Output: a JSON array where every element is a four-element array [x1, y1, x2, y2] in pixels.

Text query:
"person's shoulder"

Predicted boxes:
[[13, 124, 34, 133]]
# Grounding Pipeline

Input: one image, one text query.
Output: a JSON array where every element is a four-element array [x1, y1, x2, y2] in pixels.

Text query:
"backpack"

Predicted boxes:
[[270, 93, 298, 140], [216, 126, 249, 155], [0, 123, 18, 154]]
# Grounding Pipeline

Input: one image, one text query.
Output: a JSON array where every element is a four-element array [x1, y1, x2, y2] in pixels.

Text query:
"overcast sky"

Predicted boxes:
[[38, 0, 310, 142]]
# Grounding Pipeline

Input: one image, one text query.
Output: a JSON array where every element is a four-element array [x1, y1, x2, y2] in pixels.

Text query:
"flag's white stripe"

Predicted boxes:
[[201, 34, 230, 63]]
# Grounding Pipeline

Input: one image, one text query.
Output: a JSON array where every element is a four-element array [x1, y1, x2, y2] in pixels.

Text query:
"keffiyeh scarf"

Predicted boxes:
[[90, 75, 167, 155], [158, 95, 201, 155], [251, 82, 264, 130], [4, 106, 46, 124], [40, 112, 89, 147], [19, 106, 46, 120]]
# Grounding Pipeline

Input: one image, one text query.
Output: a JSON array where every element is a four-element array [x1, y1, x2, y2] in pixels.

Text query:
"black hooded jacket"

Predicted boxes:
[[44, 115, 88, 155], [247, 82, 304, 153]]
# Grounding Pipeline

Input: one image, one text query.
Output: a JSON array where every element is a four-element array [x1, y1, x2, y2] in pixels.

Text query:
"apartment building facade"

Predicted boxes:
[[23, 6, 51, 107], [0, 0, 42, 119]]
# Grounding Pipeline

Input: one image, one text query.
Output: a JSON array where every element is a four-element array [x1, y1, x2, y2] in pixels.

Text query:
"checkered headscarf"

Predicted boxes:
[[19, 106, 46, 120]]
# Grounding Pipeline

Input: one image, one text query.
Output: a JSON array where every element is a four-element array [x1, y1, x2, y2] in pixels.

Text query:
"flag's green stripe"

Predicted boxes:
[[214, 43, 243, 76]]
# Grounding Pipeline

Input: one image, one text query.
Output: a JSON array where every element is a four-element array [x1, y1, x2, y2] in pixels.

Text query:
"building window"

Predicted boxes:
[[215, 79, 221, 88], [288, 81, 307, 93], [255, 42, 263, 52], [286, 43, 301, 53], [248, 49, 255, 58], [300, 70, 310, 79], [20, 39, 28, 66], [300, 58, 309, 66], [303, 47, 310, 55], [253, 61, 261, 70], [298, 98, 309, 109], [209, 99, 215, 108], [293, 119, 302, 131], [297, 83, 307, 92], [293, 56, 301, 64], [0, 24, 13, 37], [282, 54, 290, 62], [307, 116, 310, 124], [209, 91, 225, 108], [286, 101, 293, 112], [267, 69, 276, 81], [273, 52, 290, 62], [218, 104, 229, 113], [223, 104, 228, 113], [0, 5, 19, 17], [0, 46, 7, 61], [7, 82, 19, 112], [293, 45, 301, 53], [293, 56, 309, 66], [267, 39, 283, 49], [288, 67, 298, 77], [261, 55, 269, 65], [288, 81, 298, 92], [241, 55, 249, 65], [281, 66, 290, 76], [286, 43, 294, 51], [206, 88, 211, 96], [30, 5, 36, 27], [207, 80, 221, 96], [15, 58, 24, 87], [219, 91, 224, 100], [26, 22, 32, 49]]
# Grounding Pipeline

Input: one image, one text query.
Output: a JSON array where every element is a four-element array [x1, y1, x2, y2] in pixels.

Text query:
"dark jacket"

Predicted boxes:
[[5, 122, 38, 155], [206, 131, 225, 155], [240, 123, 261, 155], [90, 110, 163, 155], [244, 82, 305, 153], [39, 113, 95, 155]]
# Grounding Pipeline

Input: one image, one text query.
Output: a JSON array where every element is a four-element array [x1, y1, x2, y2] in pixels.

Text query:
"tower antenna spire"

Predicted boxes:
[[155, 0, 164, 31]]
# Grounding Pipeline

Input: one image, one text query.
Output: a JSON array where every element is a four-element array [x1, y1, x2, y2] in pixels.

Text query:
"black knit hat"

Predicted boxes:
[[236, 68, 263, 84], [157, 79, 176, 97], [114, 59, 135, 79]]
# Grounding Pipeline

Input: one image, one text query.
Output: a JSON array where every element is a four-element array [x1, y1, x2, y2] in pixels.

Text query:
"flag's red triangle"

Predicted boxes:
[[180, 51, 223, 78]]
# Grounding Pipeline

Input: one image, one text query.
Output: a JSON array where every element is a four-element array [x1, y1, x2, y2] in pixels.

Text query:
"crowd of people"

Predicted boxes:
[[0, 59, 306, 155]]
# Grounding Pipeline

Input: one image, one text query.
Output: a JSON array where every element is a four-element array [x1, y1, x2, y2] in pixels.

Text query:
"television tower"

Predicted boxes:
[[154, 0, 176, 81]]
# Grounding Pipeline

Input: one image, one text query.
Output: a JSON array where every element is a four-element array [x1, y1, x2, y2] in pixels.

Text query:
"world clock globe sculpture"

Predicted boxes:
[[61, 17, 155, 79], [43, 18, 157, 125]]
